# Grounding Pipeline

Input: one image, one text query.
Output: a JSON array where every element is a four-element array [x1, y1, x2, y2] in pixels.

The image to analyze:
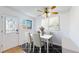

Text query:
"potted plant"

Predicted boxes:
[[40, 26, 45, 35]]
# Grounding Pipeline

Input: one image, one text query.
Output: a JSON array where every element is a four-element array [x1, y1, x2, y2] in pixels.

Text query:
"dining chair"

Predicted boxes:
[[32, 32, 42, 53], [25, 32, 32, 53]]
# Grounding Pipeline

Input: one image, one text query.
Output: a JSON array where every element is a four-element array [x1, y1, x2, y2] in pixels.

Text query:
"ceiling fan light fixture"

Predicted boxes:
[[51, 6, 56, 9], [51, 12, 58, 14]]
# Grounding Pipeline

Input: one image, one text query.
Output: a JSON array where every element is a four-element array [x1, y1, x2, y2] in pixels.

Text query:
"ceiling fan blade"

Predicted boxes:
[[51, 12, 58, 14], [51, 6, 56, 9]]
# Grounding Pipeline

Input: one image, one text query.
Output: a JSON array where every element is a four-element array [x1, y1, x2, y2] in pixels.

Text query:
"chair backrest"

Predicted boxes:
[[25, 32, 32, 44], [32, 32, 41, 47]]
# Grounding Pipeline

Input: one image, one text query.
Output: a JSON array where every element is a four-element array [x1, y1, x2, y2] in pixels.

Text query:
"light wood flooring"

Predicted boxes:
[[3, 46, 25, 53]]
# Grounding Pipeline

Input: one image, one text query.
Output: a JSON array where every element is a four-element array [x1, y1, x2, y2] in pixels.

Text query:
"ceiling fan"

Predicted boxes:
[[37, 6, 58, 18]]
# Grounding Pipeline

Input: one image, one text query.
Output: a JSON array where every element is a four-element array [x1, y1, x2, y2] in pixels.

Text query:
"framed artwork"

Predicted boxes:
[[23, 20, 32, 29]]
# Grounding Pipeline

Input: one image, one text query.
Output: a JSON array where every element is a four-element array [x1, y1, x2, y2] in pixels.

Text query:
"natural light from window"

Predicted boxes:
[[41, 16, 60, 31]]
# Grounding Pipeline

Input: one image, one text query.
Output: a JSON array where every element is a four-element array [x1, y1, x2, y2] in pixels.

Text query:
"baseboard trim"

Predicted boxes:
[[62, 47, 79, 53], [53, 42, 62, 47]]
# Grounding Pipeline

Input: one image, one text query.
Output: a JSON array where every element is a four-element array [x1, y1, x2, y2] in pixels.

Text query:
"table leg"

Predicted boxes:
[[47, 39, 49, 53]]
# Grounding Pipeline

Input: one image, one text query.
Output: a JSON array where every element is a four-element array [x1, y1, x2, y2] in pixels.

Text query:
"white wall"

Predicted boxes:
[[70, 7, 79, 47], [35, 12, 70, 46], [19, 17, 36, 45], [62, 6, 79, 52], [53, 12, 70, 46], [0, 7, 36, 51]]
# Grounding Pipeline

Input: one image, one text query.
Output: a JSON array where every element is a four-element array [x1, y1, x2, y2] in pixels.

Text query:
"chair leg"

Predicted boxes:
[[27, 43, 30, 53], [29, 43, 31, 52], [33, 44, 34, 52], [26, 43, 29, 53], [28, 44, 30, 53], [25, 43, 27, 49], [39, 47, 41, 53]]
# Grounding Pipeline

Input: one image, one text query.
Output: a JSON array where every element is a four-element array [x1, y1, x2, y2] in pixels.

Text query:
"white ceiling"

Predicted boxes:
[[5, 6, 72, 18]]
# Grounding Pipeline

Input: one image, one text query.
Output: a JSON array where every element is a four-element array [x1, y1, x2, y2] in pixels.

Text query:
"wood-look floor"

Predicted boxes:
[[3, 46, 25, 53]]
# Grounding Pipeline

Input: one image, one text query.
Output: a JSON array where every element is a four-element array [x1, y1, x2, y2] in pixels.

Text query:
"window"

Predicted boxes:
[[41, 16, 60, 31], [6, 16, 18, 33]]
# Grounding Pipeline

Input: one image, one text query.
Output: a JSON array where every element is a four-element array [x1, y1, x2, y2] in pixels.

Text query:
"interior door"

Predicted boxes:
[[3, 16, 19, 51]]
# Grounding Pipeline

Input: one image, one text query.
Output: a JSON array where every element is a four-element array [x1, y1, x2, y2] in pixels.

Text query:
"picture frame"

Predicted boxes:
[[23, 19, 32, 29]]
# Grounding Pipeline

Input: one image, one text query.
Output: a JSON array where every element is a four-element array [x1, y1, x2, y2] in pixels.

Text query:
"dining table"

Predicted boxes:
[[40, 34, 53, 53]]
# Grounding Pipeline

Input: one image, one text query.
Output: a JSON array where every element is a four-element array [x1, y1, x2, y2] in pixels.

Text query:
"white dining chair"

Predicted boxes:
[[25, 32, 32, 53], [32, 32, 42, 53]]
